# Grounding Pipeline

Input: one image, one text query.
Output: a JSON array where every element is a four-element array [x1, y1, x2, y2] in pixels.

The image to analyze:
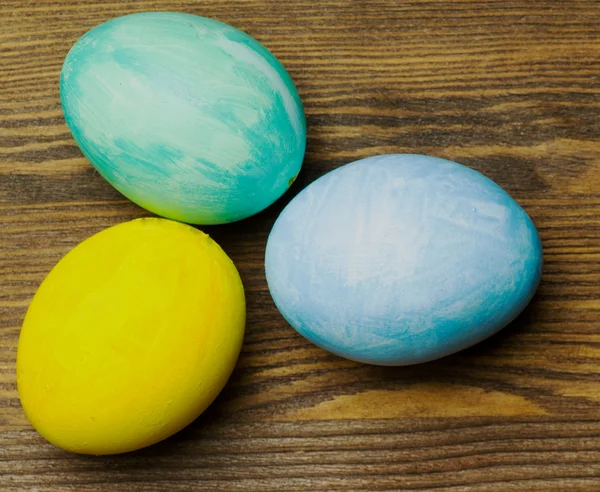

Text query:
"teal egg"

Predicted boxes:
[[60, 12, 306, 224]]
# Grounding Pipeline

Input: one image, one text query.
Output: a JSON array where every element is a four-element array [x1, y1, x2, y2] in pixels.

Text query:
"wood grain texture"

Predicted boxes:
[[1, 0, 600, 490]]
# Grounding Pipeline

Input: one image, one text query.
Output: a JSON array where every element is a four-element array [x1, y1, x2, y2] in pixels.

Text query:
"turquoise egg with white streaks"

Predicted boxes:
[[60, 12, 306, 224], [265, 154, 543, 366]]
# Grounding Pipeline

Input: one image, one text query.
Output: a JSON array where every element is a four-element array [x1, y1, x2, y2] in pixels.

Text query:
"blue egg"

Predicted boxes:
[[61, 12, 306, 225], [265, 154, 543, 366]]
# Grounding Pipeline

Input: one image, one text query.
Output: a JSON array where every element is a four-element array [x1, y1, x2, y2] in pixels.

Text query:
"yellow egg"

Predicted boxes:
[[17, 218, 245, 455]]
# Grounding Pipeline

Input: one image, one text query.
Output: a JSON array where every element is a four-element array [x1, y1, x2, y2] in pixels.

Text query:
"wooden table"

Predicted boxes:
[[1, 1, 600, 490]]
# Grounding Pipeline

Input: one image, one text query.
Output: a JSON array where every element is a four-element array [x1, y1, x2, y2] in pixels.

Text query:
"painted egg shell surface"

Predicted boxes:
[[17, 218, 245, 454], [60, 12, 306, 225], [265, 154, 543, 366]]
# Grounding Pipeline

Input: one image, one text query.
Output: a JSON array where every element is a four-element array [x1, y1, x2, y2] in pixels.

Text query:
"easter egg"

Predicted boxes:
[[17, 218, 245, 454], [60, 12, 306, 225], [265, 154, 542, 366]]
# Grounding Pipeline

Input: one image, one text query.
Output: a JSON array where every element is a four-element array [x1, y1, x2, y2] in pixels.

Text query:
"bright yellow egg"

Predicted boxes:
[[17, 218, 245, 455]]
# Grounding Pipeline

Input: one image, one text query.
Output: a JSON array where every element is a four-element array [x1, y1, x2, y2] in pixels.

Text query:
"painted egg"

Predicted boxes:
[[17, 218, 245, 454], [60, 12, 306, 225], [265, 154, 543, 366]]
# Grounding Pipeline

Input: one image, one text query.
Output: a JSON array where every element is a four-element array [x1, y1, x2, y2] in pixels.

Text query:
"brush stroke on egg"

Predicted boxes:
[[265, 154, 543, 366], [60, 12, 306, 224]]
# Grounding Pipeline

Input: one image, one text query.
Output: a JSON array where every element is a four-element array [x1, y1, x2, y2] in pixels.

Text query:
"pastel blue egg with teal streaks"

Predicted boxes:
[[265, 154, 543, 366], [60, 12, 306, 224]]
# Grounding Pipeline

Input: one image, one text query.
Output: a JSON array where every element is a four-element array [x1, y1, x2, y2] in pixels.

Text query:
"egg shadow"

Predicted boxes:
[[68, 385, 237, 474], [453, 295, 541, 359], [197, 132, 322, 299], [354, 291, 544, 389]]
